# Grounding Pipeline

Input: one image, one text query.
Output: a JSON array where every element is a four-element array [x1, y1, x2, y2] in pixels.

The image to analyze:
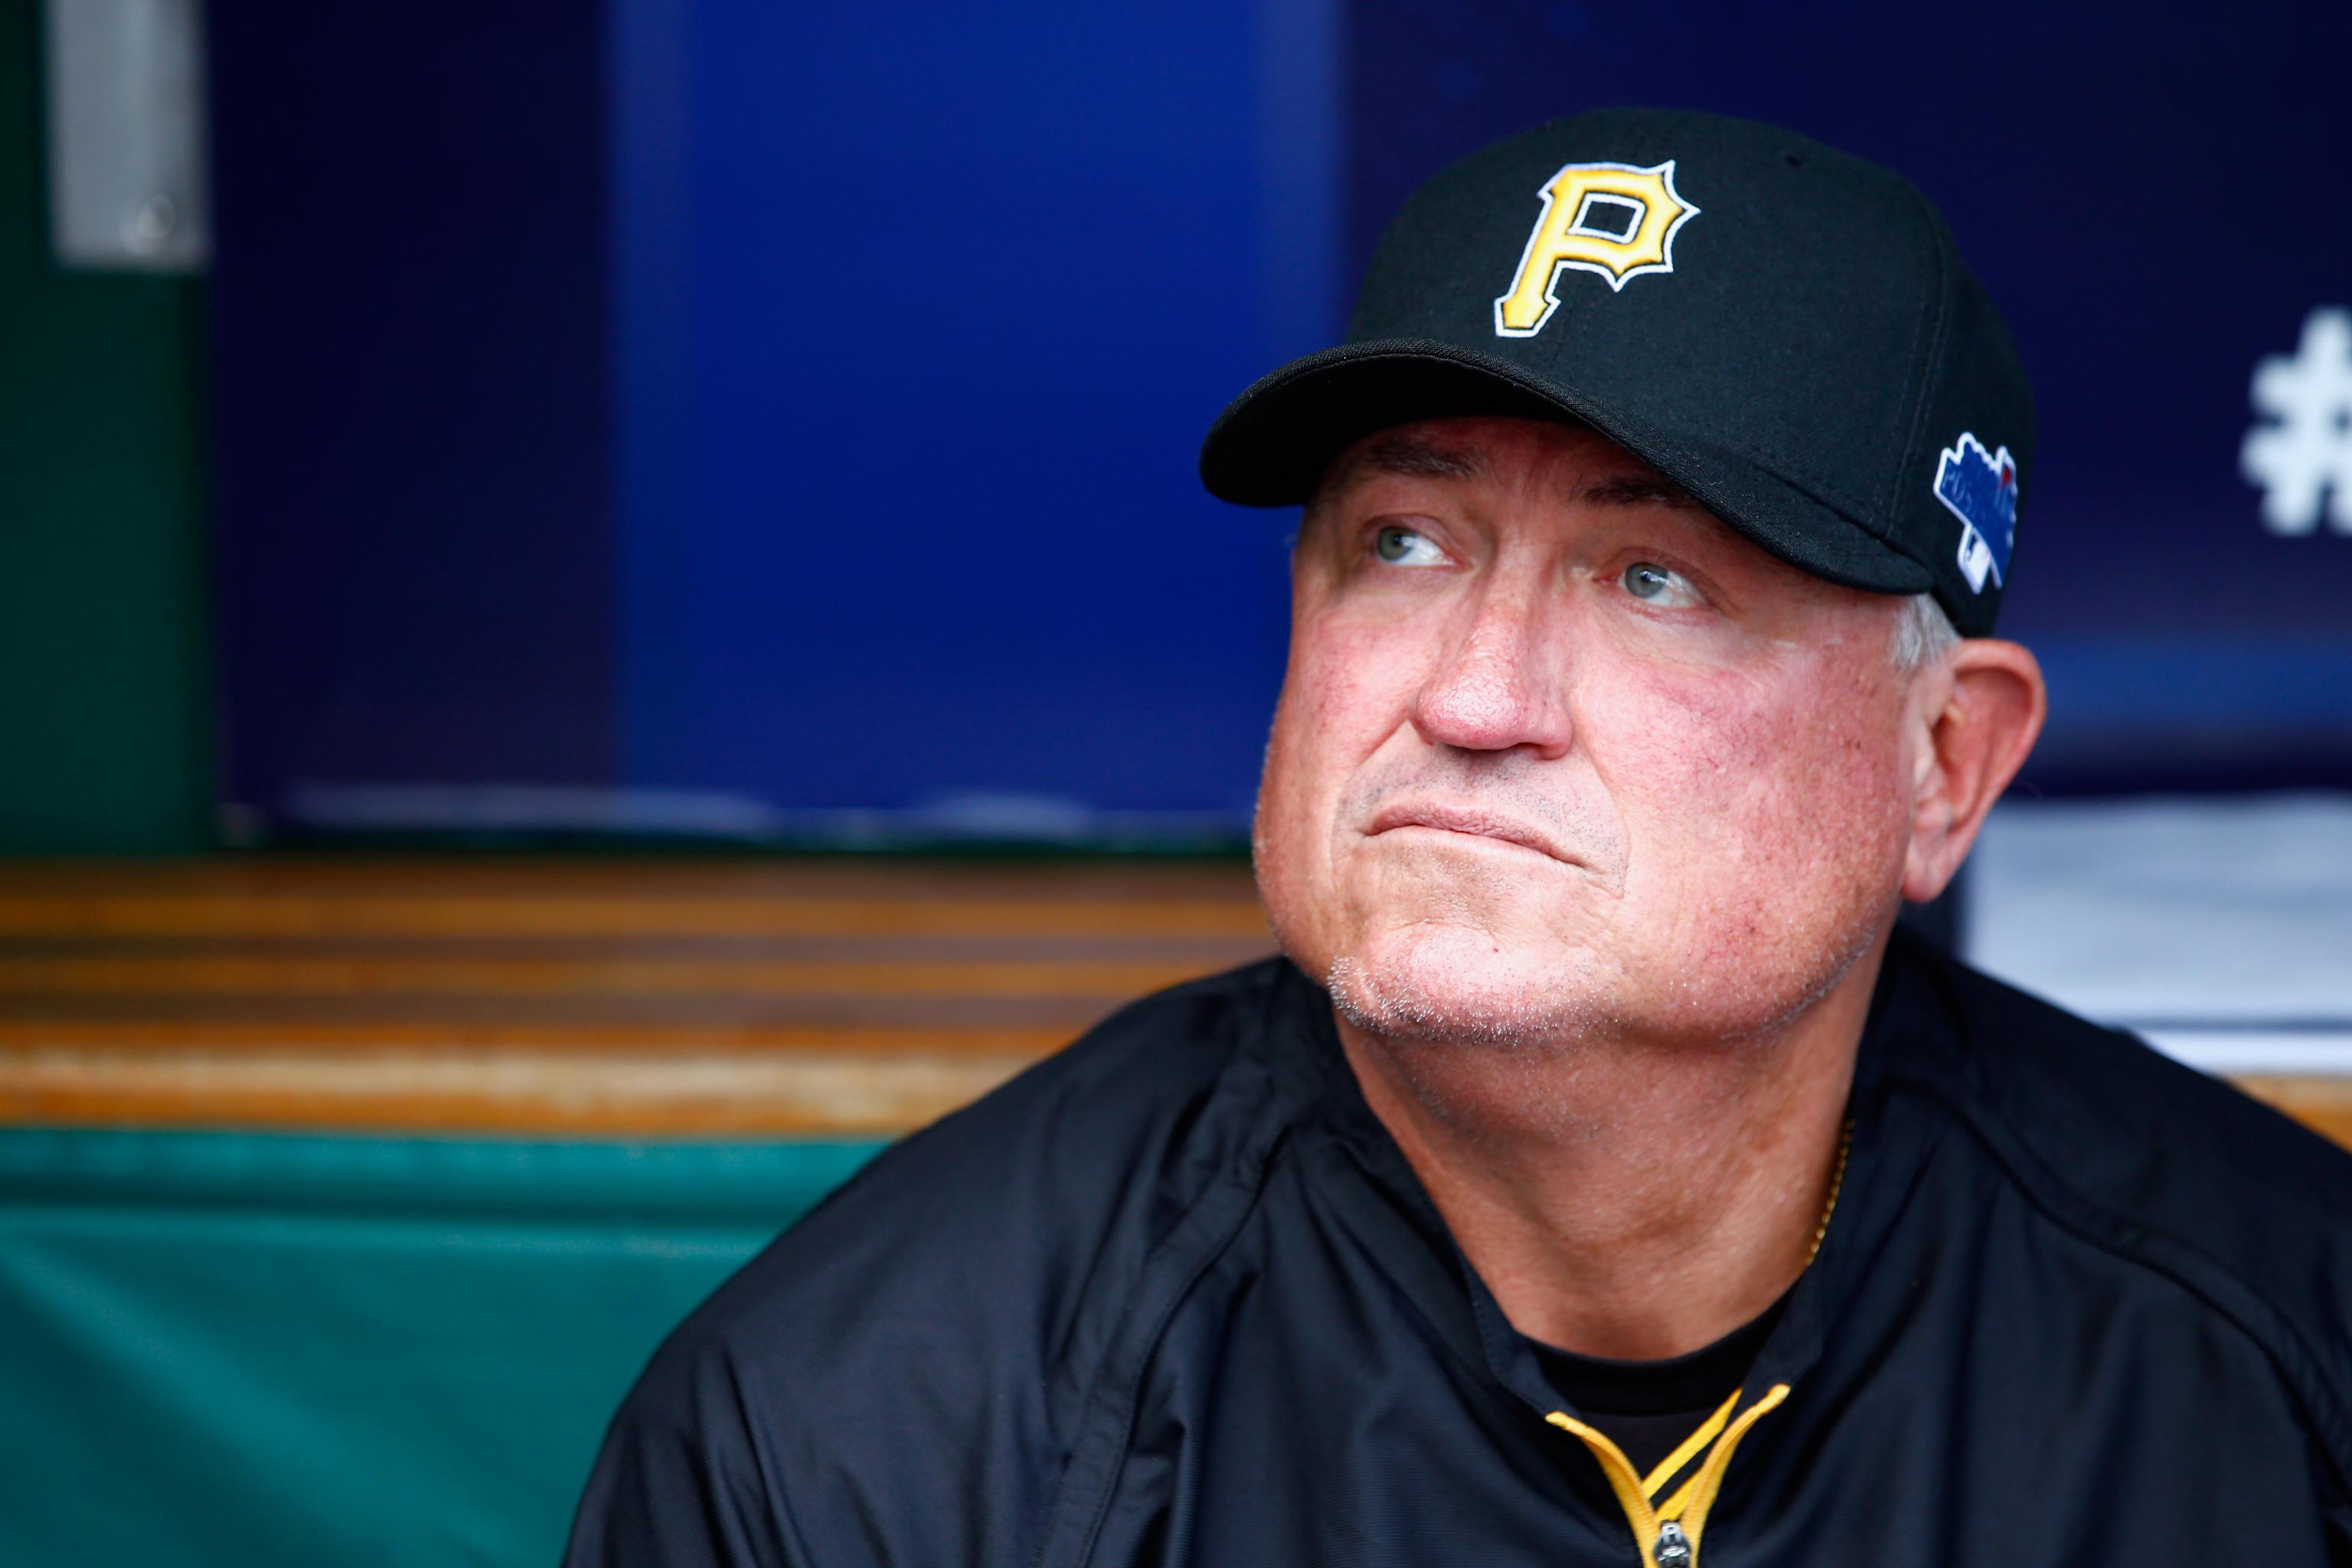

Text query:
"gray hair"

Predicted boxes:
[[1890, 592, 1960, 671]]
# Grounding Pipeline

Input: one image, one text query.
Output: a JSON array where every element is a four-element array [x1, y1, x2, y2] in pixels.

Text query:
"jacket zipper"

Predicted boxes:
[[1547, 1383, 1790, 1567]]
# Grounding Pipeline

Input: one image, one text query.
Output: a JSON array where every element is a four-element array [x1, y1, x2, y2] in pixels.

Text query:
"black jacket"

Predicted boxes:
[[567, 933, 2352, 1566]]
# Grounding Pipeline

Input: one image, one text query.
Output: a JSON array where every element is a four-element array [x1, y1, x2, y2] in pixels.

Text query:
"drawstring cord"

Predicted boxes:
[[1547, 1384, 1790, 1568]]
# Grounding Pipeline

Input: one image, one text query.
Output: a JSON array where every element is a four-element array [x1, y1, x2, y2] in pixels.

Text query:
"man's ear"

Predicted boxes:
[[1902, 639, 2047, 903]]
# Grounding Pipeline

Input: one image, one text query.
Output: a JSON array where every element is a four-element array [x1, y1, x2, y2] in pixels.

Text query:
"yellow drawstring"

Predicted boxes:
[[1545, 1383, 1790, 1566], [1662, 1383, 1787, 1553], [1637, 1391, 1740, 1498], [1547, 1408, 1667, 1568]]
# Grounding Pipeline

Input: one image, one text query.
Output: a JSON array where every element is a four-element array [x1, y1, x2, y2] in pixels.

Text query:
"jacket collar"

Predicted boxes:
[[1279, 929, 1964, 1419]]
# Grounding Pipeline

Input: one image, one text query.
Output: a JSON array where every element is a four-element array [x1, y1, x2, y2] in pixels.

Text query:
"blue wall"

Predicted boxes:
[[207, 1, 2352, 839], [606, 0, 1321, 835]]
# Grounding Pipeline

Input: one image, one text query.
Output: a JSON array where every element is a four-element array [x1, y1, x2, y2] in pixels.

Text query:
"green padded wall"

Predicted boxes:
[[0, 1, 213, 852], [0, 1129, 881, 1566]]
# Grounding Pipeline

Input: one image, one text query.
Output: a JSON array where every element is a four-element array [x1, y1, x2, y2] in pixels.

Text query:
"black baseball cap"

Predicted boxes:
[[1199, 108, 2032, 637]]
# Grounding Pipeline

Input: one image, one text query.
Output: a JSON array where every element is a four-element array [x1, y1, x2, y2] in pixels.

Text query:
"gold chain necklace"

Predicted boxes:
[[1804, 1119, 1854, 1268]]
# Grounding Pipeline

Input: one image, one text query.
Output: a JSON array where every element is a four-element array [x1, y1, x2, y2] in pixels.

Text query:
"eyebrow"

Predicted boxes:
[[1580, 473, 1710, 512], [1316, 435, 1485, 497]]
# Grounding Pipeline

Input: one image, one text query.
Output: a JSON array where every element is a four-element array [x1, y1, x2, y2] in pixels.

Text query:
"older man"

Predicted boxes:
[[567, 109, 2352, 1567]]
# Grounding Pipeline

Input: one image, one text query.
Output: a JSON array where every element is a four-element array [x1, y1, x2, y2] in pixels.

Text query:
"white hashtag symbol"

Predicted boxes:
[[2242, 307, 2352, 535]]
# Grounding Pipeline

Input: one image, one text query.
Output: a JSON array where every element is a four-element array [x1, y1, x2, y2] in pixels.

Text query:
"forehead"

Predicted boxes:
[[1312, 416, 1707, 517]]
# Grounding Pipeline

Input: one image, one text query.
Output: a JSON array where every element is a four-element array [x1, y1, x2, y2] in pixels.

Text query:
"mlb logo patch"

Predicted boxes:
[[1932, 432, 2018, 593]]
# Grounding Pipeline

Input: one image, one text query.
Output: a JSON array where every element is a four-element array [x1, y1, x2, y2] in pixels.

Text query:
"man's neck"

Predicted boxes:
[[1334, 933, 1886, 1362]]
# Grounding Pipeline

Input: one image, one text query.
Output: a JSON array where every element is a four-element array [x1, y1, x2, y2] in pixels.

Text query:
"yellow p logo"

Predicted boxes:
[[1493, 160, 1700, 336]]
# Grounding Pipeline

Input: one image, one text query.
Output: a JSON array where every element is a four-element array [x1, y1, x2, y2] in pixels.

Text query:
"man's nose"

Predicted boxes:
[[1410, 580, 1574, 760]]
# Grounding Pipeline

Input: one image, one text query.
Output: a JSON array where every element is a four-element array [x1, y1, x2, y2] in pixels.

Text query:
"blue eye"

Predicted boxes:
[[1374, 526, 1442, 565], [1622, 562, 1699, 607]]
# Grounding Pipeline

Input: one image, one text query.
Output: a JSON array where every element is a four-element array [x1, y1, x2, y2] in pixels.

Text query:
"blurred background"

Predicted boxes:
[[3, 0, 2348, 1562]]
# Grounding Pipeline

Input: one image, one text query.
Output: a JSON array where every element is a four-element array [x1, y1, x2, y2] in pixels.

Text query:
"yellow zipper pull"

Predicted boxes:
[[1549, 1382, 1792, 1568]]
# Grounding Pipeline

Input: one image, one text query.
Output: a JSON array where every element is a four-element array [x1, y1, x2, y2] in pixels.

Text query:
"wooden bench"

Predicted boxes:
[[2, 858, 2343, 1148]]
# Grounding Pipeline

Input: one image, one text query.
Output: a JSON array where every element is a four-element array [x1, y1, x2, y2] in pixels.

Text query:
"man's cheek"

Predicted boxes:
[[1597, 672, 1903, 892], [1585, 674, 1777, 818], [1648, 650, 1890, 777], [1285, 633, 1428, 820]]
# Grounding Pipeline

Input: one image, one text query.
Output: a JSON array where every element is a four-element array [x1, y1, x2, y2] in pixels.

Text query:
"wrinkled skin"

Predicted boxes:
[[1256, 416, 1925, 1058]]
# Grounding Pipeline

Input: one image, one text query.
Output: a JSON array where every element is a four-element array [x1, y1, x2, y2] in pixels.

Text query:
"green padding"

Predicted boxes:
[[0, 1129, 883, 1567]]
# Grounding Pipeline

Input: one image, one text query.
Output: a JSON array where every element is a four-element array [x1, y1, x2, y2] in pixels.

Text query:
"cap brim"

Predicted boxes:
[[1198, 338, 1934, 598]]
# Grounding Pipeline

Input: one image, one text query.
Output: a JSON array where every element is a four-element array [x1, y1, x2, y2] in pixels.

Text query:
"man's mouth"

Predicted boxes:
[[1363, 800, 1579, 867]]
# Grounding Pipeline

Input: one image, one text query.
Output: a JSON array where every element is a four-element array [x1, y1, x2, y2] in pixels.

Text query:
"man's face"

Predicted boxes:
[[1254, 416, 1923, 1051]]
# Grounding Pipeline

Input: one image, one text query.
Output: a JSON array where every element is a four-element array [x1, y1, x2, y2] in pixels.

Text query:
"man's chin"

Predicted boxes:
[[1322, 923, 1610, 1052]]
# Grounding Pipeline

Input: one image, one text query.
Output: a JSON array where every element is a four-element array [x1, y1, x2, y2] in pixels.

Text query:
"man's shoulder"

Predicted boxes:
[[567, 957, 1325, 1563], [619, 954, 1314, 1443], [1916, 939, 2352, 1222], [1908, 939, 2352, 1420]]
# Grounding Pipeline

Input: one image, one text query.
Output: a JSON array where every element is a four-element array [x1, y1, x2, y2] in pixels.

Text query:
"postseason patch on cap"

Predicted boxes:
[[1933, 432, 2018, 593]]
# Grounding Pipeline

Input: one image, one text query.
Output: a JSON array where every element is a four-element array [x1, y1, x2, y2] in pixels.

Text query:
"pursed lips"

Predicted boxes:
[[1363, 801, 1579, 867]]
